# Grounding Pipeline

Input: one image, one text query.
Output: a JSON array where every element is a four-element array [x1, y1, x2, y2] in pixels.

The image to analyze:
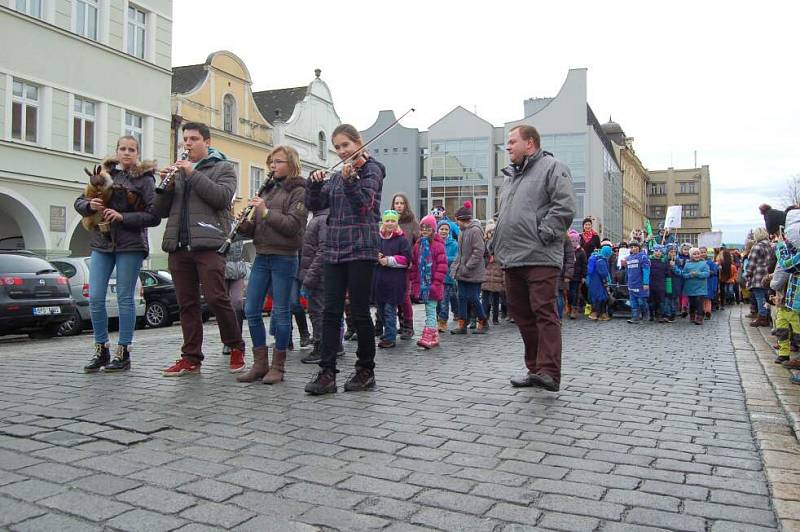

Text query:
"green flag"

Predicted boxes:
[[645, 219, 654, 237]]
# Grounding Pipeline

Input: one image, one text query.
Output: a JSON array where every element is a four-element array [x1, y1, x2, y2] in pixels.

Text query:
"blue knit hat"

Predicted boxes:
[[600, 245, 613, 259]]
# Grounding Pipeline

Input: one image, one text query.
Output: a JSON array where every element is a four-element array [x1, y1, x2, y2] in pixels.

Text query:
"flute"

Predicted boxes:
[[155, 149, 188, 194], [217, 172, 274, 255]]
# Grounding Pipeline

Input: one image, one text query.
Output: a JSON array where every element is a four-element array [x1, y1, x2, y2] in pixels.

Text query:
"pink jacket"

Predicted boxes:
[[410, 234, 449, 302]]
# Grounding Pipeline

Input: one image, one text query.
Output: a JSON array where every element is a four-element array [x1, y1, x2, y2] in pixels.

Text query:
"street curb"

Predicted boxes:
[[732, 306, 800, 530]]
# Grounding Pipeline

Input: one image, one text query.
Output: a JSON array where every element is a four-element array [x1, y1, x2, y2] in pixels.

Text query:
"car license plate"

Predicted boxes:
[[33, 306, 61, 316]]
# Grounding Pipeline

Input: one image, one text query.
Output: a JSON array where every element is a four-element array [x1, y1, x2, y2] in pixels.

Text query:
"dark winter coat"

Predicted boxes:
[[305, 157, 385, 264], [399, 216, 420, 249], [443, 233, 459, 285], [74, 158, 160, 257], [451, 220, 486, 283], [153, 148, 237, 252], [648, 256, 668, 299], [298, 209, 328, 290], [373, 229, 412, 305], [557, 234, 576, 292], [410, 234, 448, 302], [238, 176, 307, 256], [580, 232, 601, 258], [573, 247, 587, 282]]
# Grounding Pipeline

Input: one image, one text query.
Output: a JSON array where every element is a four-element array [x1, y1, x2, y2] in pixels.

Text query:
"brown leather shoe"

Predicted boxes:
[[782, 358, 800, 370], [262, 349, 286, 384], [237, 346, 268, 383]]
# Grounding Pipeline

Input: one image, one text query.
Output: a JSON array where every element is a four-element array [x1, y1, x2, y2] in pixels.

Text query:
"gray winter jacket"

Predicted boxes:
[[299, 209, 329, 290], [153, 148, 236, 253], [451, 220, 486, 283], [493, 149, 576, 270]]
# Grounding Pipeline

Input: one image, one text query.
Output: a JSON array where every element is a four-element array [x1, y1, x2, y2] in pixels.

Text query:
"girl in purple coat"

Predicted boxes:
[[410, 215, 449, 349], [374, 210, 412, 349]]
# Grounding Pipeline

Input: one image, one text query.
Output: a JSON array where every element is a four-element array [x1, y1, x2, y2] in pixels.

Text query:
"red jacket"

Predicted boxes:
[[410, 234, 449, 302]]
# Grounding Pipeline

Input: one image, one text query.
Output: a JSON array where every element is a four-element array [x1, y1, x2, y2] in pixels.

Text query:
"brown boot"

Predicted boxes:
[[237, 346, 268, 382], [437, 319, 447, 333], [473, 319, 488, 335], [263, 349, 286, 384], [450, 319, 468, 335]]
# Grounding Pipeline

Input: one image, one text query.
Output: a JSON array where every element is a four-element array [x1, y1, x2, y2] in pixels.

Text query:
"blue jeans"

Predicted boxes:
[[630, 295, 648, 321], [751, 287, 769, 317], [245, 254, 298, 350], [437, 283, 458, 320], [380, 303, 398, 342], [556, 293, 565, 320], [662, 296, 676, 317], [89, 250, 144, 346], [458, 281, 486, 321]]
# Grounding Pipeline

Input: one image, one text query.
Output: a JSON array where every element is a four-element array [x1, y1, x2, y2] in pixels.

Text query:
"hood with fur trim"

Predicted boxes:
[[101, 157, 157, 179]]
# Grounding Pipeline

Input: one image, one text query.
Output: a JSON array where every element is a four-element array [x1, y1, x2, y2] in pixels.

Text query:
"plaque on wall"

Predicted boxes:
[[50, 206, 66, 233]]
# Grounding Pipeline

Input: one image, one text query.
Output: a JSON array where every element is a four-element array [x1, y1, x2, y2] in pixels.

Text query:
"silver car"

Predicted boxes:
[[51, 257, 145, 336]]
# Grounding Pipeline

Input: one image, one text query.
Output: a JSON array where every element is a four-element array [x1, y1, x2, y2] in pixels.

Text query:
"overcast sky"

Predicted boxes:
[[173, 0, 799, 244]]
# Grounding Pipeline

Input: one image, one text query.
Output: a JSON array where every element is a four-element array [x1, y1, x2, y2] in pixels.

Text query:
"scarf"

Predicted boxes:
[[582, 228, 597, 245], [418, 236, 433, 301]]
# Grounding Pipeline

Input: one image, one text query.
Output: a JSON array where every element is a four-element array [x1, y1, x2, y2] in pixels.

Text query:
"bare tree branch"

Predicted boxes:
[[782, 174, 800, 209]]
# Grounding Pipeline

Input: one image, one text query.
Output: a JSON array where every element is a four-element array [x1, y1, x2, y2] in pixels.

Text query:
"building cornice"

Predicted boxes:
[[0, 6, 172, 76]]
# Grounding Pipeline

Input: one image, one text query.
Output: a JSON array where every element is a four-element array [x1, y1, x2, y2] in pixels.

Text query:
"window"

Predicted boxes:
[[250, 166, 265, 197], [126, 5, 147, 59], [223, 94, 236, 133], [75, 0, 98, 40], [11, 79, 39, 143], [683, 204, 699, 218], [124, 111, 143, 146], [649, 182, 666, 195], [15, 0, 43, 18], [649, 205, 666, 219], [678, 181, 696, 194], [318, 131, 326, 160], [73, 97, 96, 154]]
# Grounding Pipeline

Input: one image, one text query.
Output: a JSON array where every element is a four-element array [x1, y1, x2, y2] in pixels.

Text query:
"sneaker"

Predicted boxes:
[[775, 355, 791, 364], [305, 370, 337, 395], [302, 342, 321, 364], [344, 368, 376, 392], [84, 343, 110, 373], [222, 345, 231, 356], [399, 327, 414, 340], [105, 345, 131, 372], [229, 348, 245, 373], [299, 335, 312, 349], [344, 329, 357, 341], [627, 319, 642, 324], [468, 320, 477, 330], [378, 339, 396, 348], [791, 374, 800, 386], [162, 358, 200, 377]]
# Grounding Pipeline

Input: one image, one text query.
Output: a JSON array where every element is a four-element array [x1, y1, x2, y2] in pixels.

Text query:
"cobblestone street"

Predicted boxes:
[[0, 306, 793, 531]]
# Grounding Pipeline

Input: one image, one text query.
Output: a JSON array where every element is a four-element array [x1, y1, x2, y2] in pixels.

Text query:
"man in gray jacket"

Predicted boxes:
[[154, 122, 246, 377], [493, 125, 576, 391]]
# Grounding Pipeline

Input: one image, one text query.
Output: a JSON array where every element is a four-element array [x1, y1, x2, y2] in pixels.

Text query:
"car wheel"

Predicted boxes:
[[146, 301, 172, 328], [57, 312, 84, 337]]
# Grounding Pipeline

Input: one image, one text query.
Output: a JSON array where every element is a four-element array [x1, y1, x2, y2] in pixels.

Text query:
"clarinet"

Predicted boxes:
[[217, 172, 274, 255], [155, 149, 188, 194]]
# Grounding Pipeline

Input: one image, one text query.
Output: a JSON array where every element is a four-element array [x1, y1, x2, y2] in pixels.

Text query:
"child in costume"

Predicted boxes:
[[373, 210, 412, 348], [410, 215, 449, 349]]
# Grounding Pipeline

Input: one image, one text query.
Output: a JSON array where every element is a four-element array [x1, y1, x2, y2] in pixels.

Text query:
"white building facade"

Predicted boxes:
[[0, 1, 172, 257]]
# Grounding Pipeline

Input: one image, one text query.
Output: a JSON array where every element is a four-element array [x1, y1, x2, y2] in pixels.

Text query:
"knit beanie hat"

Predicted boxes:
[[419, 214, 437, 230], [763, 208, 786, 236], [600, 245, 613, 259], [653, 244, 666, 254], [455, 201, 473, 220], [381, 209, 399, 223]]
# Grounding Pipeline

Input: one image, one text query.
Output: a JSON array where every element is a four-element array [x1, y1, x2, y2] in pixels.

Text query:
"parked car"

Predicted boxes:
[[138, 269, 211, 328], [50, 257, 145, 337], [0, 251, 76, 338]]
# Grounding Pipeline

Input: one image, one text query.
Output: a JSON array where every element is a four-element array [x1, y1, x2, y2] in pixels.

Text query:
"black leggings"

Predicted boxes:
[[689, 295, 703, 317], [320, 261, 375, 372]]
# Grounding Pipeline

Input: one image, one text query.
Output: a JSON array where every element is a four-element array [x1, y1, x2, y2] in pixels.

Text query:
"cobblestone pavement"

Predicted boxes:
[[0, 305, 784, 531]]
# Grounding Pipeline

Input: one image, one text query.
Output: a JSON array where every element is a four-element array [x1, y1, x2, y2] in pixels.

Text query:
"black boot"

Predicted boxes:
[[84, 343, 110, 373], [301, 341, 321, 364], [105, 345, 131, 372]]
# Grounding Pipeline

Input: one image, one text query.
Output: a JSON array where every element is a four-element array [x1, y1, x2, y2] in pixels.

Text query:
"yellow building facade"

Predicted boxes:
[[171, 51, 274, 216], [602, 120, 649, 239]]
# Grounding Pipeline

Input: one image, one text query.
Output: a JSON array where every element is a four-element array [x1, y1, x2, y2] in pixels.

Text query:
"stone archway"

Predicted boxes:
[[68, 222, 92, 258], [0, 188, 48, 252]]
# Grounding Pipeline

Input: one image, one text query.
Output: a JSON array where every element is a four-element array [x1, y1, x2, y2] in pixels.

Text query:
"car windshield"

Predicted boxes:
[[0, 254, 57, 273]]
